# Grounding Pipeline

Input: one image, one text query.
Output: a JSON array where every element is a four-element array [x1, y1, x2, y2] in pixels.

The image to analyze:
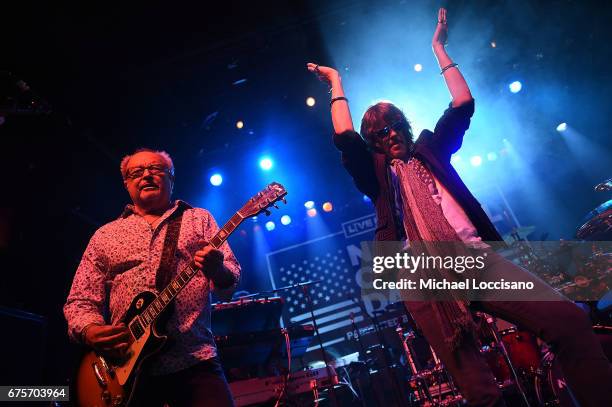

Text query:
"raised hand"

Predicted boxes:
[[432, 8, 448, 48], [306, 62, 339, 86]]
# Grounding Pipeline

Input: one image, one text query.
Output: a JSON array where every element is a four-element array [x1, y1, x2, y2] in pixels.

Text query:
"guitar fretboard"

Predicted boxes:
[[134, 212, 244, 332]]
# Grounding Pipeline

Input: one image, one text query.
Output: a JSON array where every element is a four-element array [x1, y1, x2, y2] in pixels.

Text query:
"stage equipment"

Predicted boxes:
[[576, 199, 612, 241]]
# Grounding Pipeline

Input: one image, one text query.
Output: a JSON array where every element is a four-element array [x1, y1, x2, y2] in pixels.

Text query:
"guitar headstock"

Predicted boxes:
[[238, 182, 288, 219]]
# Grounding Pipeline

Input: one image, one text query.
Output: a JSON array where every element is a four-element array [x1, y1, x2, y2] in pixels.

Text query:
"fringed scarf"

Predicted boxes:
[[391, 158, 476, 350]]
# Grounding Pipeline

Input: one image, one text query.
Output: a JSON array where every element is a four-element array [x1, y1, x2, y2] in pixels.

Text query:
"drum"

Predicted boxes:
[[534, 352, 578, 407], [480, 345, 512, 385], [499, 328, 541, 374], [481, 327, 541, 387]]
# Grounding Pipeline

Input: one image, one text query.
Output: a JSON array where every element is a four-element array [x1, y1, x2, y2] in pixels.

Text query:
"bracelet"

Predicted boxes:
[[330, 96, 348, 107], [440, 63, 458, 75]]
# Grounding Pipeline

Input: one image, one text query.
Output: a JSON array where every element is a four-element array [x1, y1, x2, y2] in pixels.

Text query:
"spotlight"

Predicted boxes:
[[487, 152, 498, 161], [304, 200, 315, 209], [209, 173, 223, 186], [265, 221, 275, 231], [490, 41, 497, 48], [322, 202, 333, 212], [259, 157, 273, 171], [556, 122, 567, 132], [307, 208, 317, 217], [509, 81, 522, 93], [470, 156, 483, 167], [236, 120, 244, 129], [362, 195, 371, 203], [280, 215, 291, 225], [306, 97, 316, 107], [414, 64, 422, 72]]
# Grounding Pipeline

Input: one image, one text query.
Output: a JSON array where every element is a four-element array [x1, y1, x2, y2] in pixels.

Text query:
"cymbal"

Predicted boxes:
[[594, 178, 612, 192], [576, 200, 612, 240]]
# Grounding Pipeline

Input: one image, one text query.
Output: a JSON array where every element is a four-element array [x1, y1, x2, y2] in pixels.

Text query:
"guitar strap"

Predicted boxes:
[[155, 207, 185, 297]]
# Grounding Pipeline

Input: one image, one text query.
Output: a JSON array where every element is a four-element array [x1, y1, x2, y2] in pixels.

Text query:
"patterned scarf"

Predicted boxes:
[[392, 158, 476, 350]]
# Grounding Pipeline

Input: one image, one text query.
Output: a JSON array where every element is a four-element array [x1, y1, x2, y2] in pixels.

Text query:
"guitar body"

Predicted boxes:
[[75, 291, 168, 407]]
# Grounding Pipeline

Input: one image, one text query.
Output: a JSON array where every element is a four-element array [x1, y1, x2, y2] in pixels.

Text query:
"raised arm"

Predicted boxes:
[[306, 63, 354, 134], [432, 8, 473, 107], [307, 62, 378, 199]]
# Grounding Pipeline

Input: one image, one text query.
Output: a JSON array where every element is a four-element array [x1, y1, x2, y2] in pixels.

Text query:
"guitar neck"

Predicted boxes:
[[139, 212, 244, 327]]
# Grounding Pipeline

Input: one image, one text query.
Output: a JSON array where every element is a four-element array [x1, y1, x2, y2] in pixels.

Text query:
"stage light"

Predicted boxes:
[[509, 81, 522, 93], [490, 41, 497, 48], [556, 122, 567, 132], [304, 200, 315, 209], [209, 173, 223, 186], [306, 97, 316, 107], [414, 64, 422, 72], [322, 202, 333, 212], [280, 215, 291, 225], [307, 208, 317, 217], [363, 195, 371, 203], [487, 152, 498, 161], [259, 157, 273, 171], [265, 221, 275, 231], [450, 155, 461, 164], [470, 156, 483, 167], [236, 120, 244, 129]]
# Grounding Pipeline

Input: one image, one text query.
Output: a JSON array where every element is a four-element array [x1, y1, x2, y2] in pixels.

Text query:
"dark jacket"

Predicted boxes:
[[333, 100, 503, 242]]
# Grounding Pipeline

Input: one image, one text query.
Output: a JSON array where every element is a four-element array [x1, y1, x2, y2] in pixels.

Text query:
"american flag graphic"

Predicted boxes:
[[266, 217, 377, 359]]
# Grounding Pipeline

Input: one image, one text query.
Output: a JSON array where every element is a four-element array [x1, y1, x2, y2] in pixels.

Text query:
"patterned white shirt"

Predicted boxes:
[[63, 200, 241, 375]]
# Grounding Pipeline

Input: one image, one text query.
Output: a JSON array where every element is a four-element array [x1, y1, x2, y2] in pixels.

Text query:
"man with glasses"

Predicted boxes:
[[308, 8, 611, 407], [64, 148, 240, 406]]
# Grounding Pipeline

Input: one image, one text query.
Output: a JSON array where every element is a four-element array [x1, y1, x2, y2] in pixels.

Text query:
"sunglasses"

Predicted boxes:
[[372, 120, 406, 140]]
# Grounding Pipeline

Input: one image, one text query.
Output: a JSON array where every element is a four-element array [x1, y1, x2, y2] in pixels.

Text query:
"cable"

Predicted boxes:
[[274, 328, 291, 407]]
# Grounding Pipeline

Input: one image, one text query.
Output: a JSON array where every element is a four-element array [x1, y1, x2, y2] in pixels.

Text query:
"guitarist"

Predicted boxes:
[[64, 148, 240, 406]]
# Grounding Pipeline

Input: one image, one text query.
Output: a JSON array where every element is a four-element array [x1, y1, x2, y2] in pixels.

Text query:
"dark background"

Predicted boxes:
[[0, 0, 610, 386]]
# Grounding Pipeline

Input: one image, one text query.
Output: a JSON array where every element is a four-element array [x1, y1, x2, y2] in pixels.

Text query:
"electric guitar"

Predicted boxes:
[[75, 182, 287, 407]]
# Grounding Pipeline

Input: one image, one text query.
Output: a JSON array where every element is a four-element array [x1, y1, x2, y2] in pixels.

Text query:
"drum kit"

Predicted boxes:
[[372, 178, 612, 406]]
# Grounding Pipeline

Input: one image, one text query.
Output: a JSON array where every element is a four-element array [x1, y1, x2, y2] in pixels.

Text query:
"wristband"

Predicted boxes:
[[440, 63, 458, 75], [330, 96, 348, 107]]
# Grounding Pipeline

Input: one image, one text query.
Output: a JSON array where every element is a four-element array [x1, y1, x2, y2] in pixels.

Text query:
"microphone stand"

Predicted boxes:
[[352, 297, 407, 406], [300, 283, 340, 407]]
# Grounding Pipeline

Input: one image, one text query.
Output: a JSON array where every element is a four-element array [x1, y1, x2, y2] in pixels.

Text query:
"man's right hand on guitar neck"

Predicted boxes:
[[83, 323, 131, 359]]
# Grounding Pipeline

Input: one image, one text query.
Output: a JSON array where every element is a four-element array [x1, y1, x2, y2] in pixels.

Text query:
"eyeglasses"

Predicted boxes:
[[124, 164, 171, 180], [372, 120, 405, 140]]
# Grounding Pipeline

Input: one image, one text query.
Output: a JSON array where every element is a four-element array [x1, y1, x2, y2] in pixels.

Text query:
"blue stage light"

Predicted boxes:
[[209, 174, 223, 186], [509, 81, 522, 93], [470, 156, 483, 167], [556, 122, 567, 132], [487, 152, 498, 161], [304, 200, 315, 209], [259, 157, 273, 171], [363, 195, 371, 203], [265, 221, 275, 231], [280, 215, 291, 225]]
